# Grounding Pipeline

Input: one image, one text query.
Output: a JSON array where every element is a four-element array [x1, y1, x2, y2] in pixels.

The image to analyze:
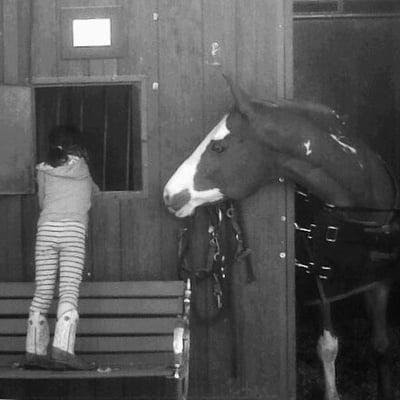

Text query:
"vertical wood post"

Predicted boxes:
[[233, 0, 295, 399]]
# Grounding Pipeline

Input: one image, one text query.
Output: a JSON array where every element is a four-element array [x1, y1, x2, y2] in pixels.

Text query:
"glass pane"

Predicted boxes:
[[72, 18, 111, 47]]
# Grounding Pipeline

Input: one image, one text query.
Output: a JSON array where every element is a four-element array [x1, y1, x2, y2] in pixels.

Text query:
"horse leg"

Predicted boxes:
[[317, 301, 341, 400], [365, 281, 394, 400]]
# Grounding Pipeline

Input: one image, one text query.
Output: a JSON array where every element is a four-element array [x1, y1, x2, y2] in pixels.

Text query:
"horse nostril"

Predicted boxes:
[[165, 189, 191, 213]]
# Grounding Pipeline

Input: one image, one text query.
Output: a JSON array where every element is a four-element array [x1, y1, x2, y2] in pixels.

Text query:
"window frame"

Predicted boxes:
[[60, 6, 126, 60], [31, 75, 149, 199]]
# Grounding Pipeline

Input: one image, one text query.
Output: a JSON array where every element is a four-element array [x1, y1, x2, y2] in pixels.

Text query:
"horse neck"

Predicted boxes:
[[277, 140, 395, 214], [281, 158, 355, 207]]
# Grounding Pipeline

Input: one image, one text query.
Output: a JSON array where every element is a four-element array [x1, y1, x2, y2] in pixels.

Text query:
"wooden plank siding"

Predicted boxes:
[[0, 1, 294, 399], [232, 3, 295, 398], [201, 2, 238, 397]]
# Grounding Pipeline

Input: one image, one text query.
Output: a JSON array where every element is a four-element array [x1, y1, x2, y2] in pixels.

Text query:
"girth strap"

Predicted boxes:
[[295, 189, 400, 304]]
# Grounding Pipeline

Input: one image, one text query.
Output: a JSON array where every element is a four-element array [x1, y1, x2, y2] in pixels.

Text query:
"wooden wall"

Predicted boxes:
[[0, 1, 294, 399]]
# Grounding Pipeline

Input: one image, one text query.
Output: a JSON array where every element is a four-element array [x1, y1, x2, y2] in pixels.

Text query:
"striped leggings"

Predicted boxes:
[[30, 221, 86, 315]]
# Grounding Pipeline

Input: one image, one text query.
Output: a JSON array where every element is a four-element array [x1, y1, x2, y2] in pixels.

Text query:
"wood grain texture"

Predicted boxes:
[[117, 0, 163, 281], [0, 197, 23, 280], [3, 0, 19, 84], [31, 0, 57, 77], [0, 365, 174, 379], [0, 86, 34, 194], [0, 317, 178, 335], [0, 2, 4, 83], [0, 280, 184, 297], [201, 1, 238, 397], [0, 335, 174, 353], [0, 352, 173, 368], [158, 0, 204, 282], [157, 4, 207, 396], [0, 0, 296, 398], [16, 0, 31, 84], [234, 1, 295, 398], [0, 298, 183, 315]]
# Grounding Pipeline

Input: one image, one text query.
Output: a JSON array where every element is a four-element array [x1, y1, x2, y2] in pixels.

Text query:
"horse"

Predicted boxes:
[[163, 76, 400, 400]]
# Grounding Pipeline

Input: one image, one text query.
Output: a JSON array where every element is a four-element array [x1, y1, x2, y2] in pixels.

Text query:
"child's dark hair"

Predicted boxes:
[[46, 125, 88, 167]]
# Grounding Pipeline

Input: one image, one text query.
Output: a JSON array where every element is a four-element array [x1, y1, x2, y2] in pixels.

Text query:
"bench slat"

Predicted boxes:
[[0, 336, 173, 353], [0, 281, 189, 382], [0, 352, 174, 369], [0, 318, 178, 335], [0, 298, 182, 315], [0, 281, 185, 298], [0, 365, 174, 379]]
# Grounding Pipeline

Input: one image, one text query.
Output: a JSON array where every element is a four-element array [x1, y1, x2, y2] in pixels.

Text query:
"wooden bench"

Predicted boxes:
[[0, 280, 191, 400]]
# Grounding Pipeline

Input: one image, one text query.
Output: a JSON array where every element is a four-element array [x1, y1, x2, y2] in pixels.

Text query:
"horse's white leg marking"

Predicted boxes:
[[317, 329, 340, 400], [164, 115, 230, 216]]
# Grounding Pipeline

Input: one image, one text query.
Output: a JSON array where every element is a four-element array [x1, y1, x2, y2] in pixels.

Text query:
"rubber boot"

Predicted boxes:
[[24, 311, 53, 369], [51, 308, 95, 370]]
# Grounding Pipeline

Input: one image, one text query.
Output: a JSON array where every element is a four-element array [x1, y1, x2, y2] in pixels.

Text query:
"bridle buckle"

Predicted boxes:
[[326, 226, 339, 242]]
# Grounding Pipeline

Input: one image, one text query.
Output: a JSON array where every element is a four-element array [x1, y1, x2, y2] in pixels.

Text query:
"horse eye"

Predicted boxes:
[[211, 141, 225, 154]]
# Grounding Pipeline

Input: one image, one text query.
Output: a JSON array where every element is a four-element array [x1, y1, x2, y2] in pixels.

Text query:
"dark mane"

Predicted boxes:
[[256, 98, 347, 136]]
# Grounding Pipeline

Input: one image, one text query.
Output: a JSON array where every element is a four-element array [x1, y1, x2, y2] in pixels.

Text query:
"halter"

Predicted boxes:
[[177, 201, 254, 324], [177, 201, 254, 379]]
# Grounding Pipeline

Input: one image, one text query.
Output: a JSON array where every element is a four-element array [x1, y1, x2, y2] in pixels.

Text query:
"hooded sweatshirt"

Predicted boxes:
[[36, 156, 99, 227]]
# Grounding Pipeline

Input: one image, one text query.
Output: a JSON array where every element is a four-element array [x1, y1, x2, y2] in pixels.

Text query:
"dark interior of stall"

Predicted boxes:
[[293, 1, 400, 398]]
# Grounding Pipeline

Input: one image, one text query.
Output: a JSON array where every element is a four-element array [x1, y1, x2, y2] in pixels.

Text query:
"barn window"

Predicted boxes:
[[34, 81, 145, 193]]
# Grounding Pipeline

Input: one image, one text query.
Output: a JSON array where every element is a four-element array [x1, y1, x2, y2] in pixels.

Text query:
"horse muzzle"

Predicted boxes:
[[163, 188, 192, 217]]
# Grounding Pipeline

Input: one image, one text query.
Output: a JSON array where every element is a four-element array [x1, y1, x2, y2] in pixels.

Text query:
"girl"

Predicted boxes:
[[25, 125, 99, 370]]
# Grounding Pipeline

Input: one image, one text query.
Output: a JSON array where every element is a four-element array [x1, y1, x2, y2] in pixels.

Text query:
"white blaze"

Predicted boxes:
[[164, 115, 231, 217]]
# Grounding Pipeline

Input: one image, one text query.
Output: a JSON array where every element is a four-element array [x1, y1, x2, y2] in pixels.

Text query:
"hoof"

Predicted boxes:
[[51, 347, 96, 370]]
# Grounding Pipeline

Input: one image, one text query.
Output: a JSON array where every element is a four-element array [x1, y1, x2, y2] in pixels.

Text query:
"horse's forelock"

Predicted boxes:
[[210, 114, 231, 140]]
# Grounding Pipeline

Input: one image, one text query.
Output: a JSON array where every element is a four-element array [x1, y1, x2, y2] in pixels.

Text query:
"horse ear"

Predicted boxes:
[[222, 73, 254, 118]]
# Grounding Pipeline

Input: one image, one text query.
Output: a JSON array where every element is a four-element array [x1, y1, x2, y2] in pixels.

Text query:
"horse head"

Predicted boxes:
[[164, 76, 395, 219], [163, 77, 280, 217]]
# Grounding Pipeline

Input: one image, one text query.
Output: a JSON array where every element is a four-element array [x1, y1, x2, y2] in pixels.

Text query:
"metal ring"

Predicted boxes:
[[213, 253, 222, 262], [226, 207, 234, 218], [209, 238, 217, 246]]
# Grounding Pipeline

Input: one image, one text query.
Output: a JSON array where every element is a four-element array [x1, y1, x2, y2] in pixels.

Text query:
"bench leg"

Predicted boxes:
[[176, 372, 189, 400], [174, 329, 190, 400]]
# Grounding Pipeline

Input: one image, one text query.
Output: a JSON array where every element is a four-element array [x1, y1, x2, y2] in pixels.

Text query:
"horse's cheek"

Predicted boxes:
[[194, 157, 221, 190], [223, 173, 258, 200]]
